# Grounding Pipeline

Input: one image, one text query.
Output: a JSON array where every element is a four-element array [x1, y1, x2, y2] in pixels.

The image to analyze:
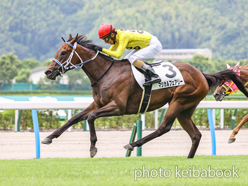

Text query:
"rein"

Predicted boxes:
[[52, 42, 99, 76], [91, 60, 115, 86]]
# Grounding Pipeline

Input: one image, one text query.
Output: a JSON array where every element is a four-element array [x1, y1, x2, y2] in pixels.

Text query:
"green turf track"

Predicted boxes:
[[0, 155, 247, 186]]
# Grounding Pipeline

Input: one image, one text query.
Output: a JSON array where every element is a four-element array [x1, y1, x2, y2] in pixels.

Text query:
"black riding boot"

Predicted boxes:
[[141, 64, 161, 86]]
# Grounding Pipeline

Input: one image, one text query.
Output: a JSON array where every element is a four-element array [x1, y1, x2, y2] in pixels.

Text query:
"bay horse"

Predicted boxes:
[[42, 34, 248, 158], [213, 62, 248, 143]]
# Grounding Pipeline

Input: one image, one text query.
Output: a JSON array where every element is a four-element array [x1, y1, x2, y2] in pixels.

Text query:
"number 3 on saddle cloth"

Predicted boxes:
[[131, 62, 185, 114]]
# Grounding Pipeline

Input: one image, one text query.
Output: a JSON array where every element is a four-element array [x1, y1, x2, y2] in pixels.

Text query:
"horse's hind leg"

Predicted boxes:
[[124, 102, 181, 151], [176, 106, 201, 158], [228, 114, 248, 143]]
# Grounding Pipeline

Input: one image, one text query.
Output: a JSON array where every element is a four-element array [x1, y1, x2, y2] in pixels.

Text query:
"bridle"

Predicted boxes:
[[52, 42, 99, 76], [222, 81, 248, 95], [221, 81, 238, 95], [51, 41, 114, 86], [221, 66, 248, 95]]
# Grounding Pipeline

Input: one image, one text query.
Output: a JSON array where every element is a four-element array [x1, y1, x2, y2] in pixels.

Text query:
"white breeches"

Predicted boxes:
[[124, 36, 162, 65]]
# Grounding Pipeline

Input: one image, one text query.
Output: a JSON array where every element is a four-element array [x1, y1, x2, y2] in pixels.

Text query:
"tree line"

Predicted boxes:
[[0, 53, 91, 91], [1, 0, 248, 91], [0, 0, 248, 62], [0, 51, 246, 91]]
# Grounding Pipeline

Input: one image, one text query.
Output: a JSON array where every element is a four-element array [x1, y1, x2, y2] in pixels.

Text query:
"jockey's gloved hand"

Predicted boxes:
[[94, 46, 102, 52]]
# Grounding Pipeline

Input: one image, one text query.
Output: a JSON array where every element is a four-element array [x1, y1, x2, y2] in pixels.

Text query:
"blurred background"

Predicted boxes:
[[1, 0, 248, 92], [1, 0, 248, 131]]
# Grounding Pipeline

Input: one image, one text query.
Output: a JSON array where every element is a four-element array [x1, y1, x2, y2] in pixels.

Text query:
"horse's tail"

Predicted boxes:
[[202, 69, 248, 97]]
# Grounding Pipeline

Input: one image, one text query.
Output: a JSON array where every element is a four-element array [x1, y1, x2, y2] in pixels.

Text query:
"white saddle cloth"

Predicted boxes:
[[131, 62, 185, 90]]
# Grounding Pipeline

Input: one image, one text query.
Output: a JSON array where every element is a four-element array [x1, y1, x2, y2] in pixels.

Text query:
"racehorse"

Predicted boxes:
[[42, 34, 248, 158], [213, 62, 248, 143]]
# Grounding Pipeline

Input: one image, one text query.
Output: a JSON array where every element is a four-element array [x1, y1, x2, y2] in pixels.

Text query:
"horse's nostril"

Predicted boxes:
[[45, 70, 52, 76]]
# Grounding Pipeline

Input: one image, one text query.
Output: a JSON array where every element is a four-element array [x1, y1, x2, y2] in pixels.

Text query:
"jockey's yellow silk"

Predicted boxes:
[[102, 29, 152, 58]]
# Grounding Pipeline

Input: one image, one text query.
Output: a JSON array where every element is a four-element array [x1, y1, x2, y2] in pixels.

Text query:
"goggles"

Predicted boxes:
[[103, 36, 110, 42]]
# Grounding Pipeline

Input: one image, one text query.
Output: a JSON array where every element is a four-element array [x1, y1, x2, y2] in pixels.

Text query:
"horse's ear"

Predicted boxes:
[[235, 61, 240, 68], [233, 61, 240, 72], [61, 37, 65, 42], [226, 64, 230, 69], [71, 33, 78, 44], [67, 34, 73, 41]]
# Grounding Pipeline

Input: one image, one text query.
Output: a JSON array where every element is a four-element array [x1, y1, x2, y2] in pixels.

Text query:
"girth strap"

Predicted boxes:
[[137, 85, 152, 114]]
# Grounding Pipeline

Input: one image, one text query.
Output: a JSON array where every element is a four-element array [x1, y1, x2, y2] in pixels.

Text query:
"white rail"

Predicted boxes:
[[1, 100, 247, 130], [1, 100, 248, 110]]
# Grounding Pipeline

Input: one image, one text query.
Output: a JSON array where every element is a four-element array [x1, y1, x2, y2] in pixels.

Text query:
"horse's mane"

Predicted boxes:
[[67, 34, 119, 62]]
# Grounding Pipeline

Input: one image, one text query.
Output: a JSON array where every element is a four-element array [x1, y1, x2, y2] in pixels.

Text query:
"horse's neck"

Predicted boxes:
[[80, 50, 113, 83], [240, 65, 248, 75], [241, 64, 248, 70]]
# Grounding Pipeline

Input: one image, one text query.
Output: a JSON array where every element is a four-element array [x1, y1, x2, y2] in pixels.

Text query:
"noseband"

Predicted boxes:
[[221, 81, 238, 95], [52, 42, 99, 76]]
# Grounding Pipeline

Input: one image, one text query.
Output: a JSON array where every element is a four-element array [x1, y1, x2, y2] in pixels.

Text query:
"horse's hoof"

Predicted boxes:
[[124, 144, 134, 151], [41, 138, 52, 144], [228, 138, 236, 144], [90, 148, 97, 158]]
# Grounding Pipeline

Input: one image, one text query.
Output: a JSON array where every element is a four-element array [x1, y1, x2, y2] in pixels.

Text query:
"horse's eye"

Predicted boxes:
[[61, 51, 67, 56]]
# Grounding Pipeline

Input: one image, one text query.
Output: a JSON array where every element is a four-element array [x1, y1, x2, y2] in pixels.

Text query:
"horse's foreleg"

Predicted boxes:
[[229, 114, 248, 143], [177, 106, 201, 158], [41, 102, 99, 144], [87, 101, 123, 158]]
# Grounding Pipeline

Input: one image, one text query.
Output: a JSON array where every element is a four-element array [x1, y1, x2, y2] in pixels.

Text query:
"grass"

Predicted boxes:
[[0, 155, 247, 186]]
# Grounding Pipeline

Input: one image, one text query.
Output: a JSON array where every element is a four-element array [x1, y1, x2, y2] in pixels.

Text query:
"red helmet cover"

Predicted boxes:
[[98, 24, 115, 39]]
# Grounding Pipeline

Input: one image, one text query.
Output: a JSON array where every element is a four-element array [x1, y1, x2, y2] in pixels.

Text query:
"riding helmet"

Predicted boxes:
[[98, 24, 115, 39]]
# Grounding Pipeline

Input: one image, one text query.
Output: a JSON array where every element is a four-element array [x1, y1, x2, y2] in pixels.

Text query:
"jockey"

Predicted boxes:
[[94, 23, 162, 86]]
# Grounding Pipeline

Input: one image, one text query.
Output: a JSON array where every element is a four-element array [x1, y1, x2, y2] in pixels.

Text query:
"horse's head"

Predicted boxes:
[[213, 62, 240, 101], [213, 84, 229, 101], [45, 34, 98, 80], [45, 34, 79, 80]]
